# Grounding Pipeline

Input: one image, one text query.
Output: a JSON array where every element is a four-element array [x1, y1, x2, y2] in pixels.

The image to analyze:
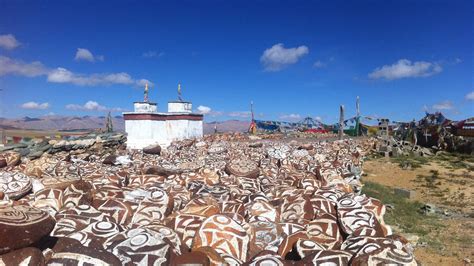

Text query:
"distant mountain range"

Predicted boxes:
[[0, 116, 250, 134]]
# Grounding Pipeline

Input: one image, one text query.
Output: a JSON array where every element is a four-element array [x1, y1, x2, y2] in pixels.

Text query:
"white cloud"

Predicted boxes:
[[369, 59, 442, 80], [0, 56, 49, 77], [260, 43, 309, 71], [196, 105, 224, 117], [279, 113, 301, 121], [47, 67, 152, 87], [66, 101, 125, 112], [136, 79, 153, 87], [313, 60, 326, 68], [142, 51, 165, 58], [74, 48, 104, 62], [0, 34, 21, 50], [197, 105, 212, 114], [20, 101, 50, 110], [0, 56, 152, 87], [465, 91, 474, 101], [228, 111, 252, 118], [432, 100, 454, 110]]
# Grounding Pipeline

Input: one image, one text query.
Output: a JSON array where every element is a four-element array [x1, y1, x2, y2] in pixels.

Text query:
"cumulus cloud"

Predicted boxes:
[[465, 91, 474, 101], [0, 56, 153, 87], [47, 67, 152, 87], [74, 48, 104, 62], [196, 105, 224, 117], [0, 56, 49, 77], [142, 51, 165, 58], [260, 43, 309, 71], [279, 113, 302, 121], [197, 105, 212, 114], [369, 59, 442, 80], [432, 100, 454, 110], [66, 101, 125, 112], [0, 34, 21, 50], [20, 101, 50, 110]]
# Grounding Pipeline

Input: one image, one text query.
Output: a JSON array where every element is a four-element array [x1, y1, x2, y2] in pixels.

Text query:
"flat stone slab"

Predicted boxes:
[[394, 187, 416, 199]]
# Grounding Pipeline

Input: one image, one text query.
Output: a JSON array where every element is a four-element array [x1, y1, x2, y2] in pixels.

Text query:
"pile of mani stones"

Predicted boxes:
[[0, 136, 417, 265]]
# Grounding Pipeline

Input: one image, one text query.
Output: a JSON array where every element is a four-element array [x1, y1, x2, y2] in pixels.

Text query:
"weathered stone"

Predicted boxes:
[[143, 144, 162, 155], [0, 205, 55, 254], [192, 214, 250, 262], [105, 228, 172, 265], [0, 172, 32, 200], [0, 247, 45, 266], [394, 187, 416, 199], [225, 159, 259, 179], [48, 238, 122, 265], [102, 155, 117, 165]]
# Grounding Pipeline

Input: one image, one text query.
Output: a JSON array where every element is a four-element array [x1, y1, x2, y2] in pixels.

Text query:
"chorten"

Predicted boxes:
[[123, 83, 203, 149]]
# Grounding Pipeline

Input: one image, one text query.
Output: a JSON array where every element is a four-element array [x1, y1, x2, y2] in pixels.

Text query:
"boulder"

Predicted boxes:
[[0, 152, 21, 167], [143, 144, 162, 155], [48, 238, 122, 265], [102, 155, 117, 165], [0, 247, 45, 266], [225, 159, 259, 179], [0, 172, 32, 200], [0, 205, 55, 254]]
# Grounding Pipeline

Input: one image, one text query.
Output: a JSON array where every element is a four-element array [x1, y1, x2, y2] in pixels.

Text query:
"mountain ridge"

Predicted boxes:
[[0, 116, 250, 134]]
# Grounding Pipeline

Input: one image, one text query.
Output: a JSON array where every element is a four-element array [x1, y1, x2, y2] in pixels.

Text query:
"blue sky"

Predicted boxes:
[[0, 0, 472, 123]]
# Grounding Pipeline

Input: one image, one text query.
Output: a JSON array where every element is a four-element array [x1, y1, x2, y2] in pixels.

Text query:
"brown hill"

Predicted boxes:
[[0, 116, 249, 134]]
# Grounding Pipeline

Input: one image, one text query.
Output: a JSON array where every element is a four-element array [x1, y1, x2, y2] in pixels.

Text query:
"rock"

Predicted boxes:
[[403, 233, 420, 246], [350, 240, 417, 265], [115, 155, 132, 165], [0, 143, 27, 152], [143, 144, 162, 155], [27, 150, 44, 160], [192, 214, 250, 262], [0, 152, 21, 167], [0, 247, 45, 266], [299, 143, 314, 150], [102, 155, 117, 165], [0, 205, 55, 254], [249, 142, 263, 148], [420, 203, 436, 215], [171, 250, 210, 265], [0, 172, 32, 200], [145, 166, 183, 177], [16, 148, 31, 157], [296, 250, 352, 265], [105, 228, 172, 265], [0, 159, 6, 169], [394, 188, 416, 199], [225, 159, 259, 179], [48, 238, 122, 265], [266, 145, 290, 160]]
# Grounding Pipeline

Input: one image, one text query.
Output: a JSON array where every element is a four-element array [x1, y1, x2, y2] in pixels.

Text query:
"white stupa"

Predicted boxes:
[[123, 83, 203, 149]]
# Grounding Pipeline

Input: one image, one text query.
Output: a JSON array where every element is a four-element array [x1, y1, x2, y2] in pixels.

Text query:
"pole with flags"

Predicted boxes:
[[248, 101, 257, 134], [355, 96, 360, 136], [338, 105, 345, 140]]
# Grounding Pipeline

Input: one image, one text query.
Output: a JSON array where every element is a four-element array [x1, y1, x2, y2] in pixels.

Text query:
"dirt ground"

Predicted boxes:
[[363, 157, 473, 265]]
